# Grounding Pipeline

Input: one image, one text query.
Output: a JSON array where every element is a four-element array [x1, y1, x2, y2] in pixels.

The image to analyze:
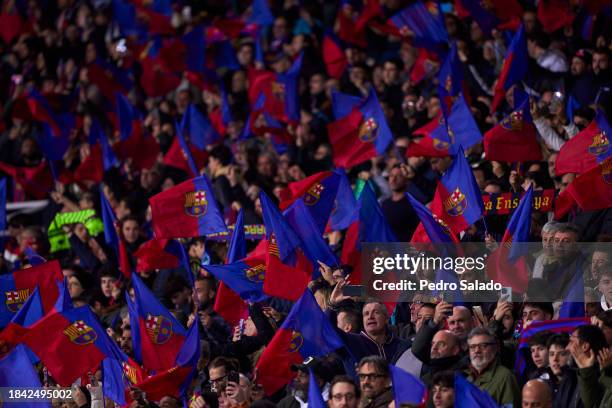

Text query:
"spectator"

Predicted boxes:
[[522, 379, 553, 408], [357, 356, 392, 408], [328, 375, 359, 408], [431, 371, 455, 408]]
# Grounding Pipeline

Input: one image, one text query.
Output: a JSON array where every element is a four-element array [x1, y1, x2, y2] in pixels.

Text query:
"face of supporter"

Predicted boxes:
[[548, 344, 569, 376], [68, 276, 84, 298], [448, 307, 473, 340], [159, 396, 180, 408], [329, 382, 358, 408], [273, 17, 288, 39], [432, 384, 454, 408], [231, 70, 247, 93], [571, 57, 587, 76], [483, 183, 501, 194], [120, 328, 132, 354], [468, 334, 497, 371], [598, 274, 612, 301], [237, 45, 253, 67], [362, 303, 387, 336], [410, 302, 423, 322], [523, 11, 537, 33], [382, 62, 399, 85], [530, 344, 548, 368], [122, 220, 140, 244], [387, 167, 408, 193], [431, 331, 459, 359], [294, 370, 309, 394], [209, 366, 227, 393], [257, 155, 275, 178], [415, 306, 434, 332], [309, 74, 325, 95], [522, 384, 552, 408], [592, 52, 609, 75], [337, 311, 354, 333], [195, 279, 215, 306], [522, 306, 550, 328], [591, 251, 610, 278], [358, 363, 389, 399], [101, 276, 116, 298], [553, 231, 577, 258]]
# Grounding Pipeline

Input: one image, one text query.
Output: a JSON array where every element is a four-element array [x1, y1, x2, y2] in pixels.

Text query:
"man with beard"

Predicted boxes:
[[328, 376, 359, 408], [464, 327, 520, 407], [193, 275, 231, 357], [278, 359, 328, 408], [381, 164, 420, 242], [357, 356, 392, 408]]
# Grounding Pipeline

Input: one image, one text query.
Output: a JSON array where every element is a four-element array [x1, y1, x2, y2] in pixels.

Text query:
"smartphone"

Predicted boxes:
[[228, 371, 240, 384], [342, 285, 364, 297], [500, 286, 512, 303], [237, 318, 245, 339], [473, 306, 486, 325]]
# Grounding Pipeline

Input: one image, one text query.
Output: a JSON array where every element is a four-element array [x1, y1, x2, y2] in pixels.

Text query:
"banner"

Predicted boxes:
[[483, 189, 554, 215], [206, 224, 266, 241]]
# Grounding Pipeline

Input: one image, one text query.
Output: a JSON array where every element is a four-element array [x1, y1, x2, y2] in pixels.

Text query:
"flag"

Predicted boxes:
[[181, 104, 221, 150], [24, 247, 46, 266], [247, 0, 274, 26], [0, 178, 6, 232], [486, 186, 533, 293], [430, 148, 484, 235], [341, 182, 396, 285], [115, 93, 139, 141], [457, 0, 522, 34], [558, 268, 585, 319], [128, 321, 200, 403], [133, 238, 193, 285], [127, 274, 187, 372], [322, 33, 347, 79], [406, 114, 454, 158], [24, 89, 74, 137], [389, 364, 427, 406], [182, 25, 205, 72], [205, 257, 267, 303], [149, 175, 228, 239], [557, 158, 612, 212], [438, 43, 465, 112], [331, 90, 362, 120], [0, 288, 43, 361], [100, 188, 131, 279], [279, 170, 341, 233], [537, 0, 575, 33], [454, 373, 498, 408], [328, 168, 359, 231], [555, 109, 612, 175], [328, 88, 394, 168], [388, 1, 448, 50], [491, 25, 527, 113], [445, 94, 483, 150], [0, 260, 62, 326], [36, 122, 70, 163], [255, 290, 344, 395], [0, 3, 24, 45], [260, 192, 312, 301], [161, 135, 208, 177], [407, 192, 458, 243], [214, 209, 249, 326], [307, 368, 326, 408], [0, 161, 54, 199], [248, 54, 303, 123], [0, 345, 50, 408], [484, 89, 542, 162]]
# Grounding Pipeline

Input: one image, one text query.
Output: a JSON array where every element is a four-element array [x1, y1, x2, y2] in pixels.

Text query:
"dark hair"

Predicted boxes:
[[574, 325, 608, 354], [358, 356, 389, 377], [596, 310, 612, 329], [547, 333, 570, 349], [164, 275, 190, 299], [337, 307, 361, 331], [528, 331, 552, 348], [209, 144, 232, 166], [330, 375, 360, 399], [431, 371, 454, 389], [522, 302, 554, 318], [209, 356, 240, 373]]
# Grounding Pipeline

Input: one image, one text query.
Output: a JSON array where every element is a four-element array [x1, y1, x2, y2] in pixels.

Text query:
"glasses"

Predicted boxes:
[[209, 375, 228, 385], [358, 373, 386, 381], [468, 343, 496, 351], [332, 393, 356, 402]]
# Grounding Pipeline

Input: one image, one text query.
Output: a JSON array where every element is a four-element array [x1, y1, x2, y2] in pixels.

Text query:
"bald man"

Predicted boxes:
[[448, 306, 474, 342], [522, 380, 552, 408]]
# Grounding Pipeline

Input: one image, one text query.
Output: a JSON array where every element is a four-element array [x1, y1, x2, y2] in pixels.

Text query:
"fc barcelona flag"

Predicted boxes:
[[328, 88, 393, 168], [491, 25, 527, 113], [149, 175, 227, 239], [555, 157, 612, 217]]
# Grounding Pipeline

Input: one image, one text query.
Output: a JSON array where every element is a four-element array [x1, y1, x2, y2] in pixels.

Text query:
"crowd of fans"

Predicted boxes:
[[1, 0, 612, 407]]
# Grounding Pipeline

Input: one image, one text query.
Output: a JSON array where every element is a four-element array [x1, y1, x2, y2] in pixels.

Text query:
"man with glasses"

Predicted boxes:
[[328, 376, 359, 408], [357, 356, 392, 408], [464, 327, 520, 407]]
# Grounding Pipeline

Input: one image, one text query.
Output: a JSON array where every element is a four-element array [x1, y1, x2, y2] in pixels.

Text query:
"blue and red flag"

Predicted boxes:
[[247, 0, 275, 26], [255, 289, 344, 395], [0, 1, 24, 45], [0, 161, 54, 200], [484, 88, 542, 162], [331, 90, 362, 120], [115, 93, 140, 141], [537, 0, 575, 34], [101, 187, 132, 279], [0, 344, 50, 408], [328, 168, 359, 231], [133, 238, 193, 285], [341, 182, 397, 285], [322, 32, 348, 80], [279, 170, 341, 233], [181, 104, 221, 150], [558, 268, 586, 319], [438, 43, 466, 112], [486, 186, 533, 293], [429, 148, 484, 235], [457, 0, 522, 34], [307, 368, 326, 408], [23, 89, 75, 137], [248, 54, 303, 123], [0, 260, 62, 327], [182, 25, 206, 72], [556, 109, 612, 175], [0, 287, 42, 361], [328, 88, 394, 168], [515, 317, 590, 374], [205, 256, 267, 304], [390, 364, 428, 407], [161, 132, 208, 177], [388, 1, 448, 52], [0, 177, 5, 233], [407, 192, 458, 244], [213, 209, 249, 326], [555, 158, 612, 218], [491, 25, 527, 113], [150, 175, 228, 239], [406, 114, 452, 158], [445, 94, 483, 150], [454, 372, 498, 408], [127, 274, 187, 372]]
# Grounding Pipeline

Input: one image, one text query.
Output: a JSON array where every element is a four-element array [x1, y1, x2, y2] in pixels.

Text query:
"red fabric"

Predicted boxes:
[[134, 238, 179, 272], [209, 108, 227, 137], [248, 70, 288, 122], [491, 53, 514, 113], [126, 365, 192, 403], [340, 221, 362, 284], [409, 48, 439, 84], [74, 145, 104, 184], [322, 36, 347, 79], [149, 178, 201, 239], [255, 328, 303, 395], [279, 171, 333, 210], [87, 63, 128, 104], [22, 310, 106, 386], [137, 318, 184, 372], [0, 11, 23, 44], [429, 185, 471, 235], [0, 161, 54, 199], [328, 110, 377, 168], [213, 18, 246, 39], [484, 122, 542, 162], [406, 138, 451, 158], [0, 322, 28, 358], [114, 126, 161, 171], [140, 57, 181, 97], [162, 137, 208, 177], [263, 242, 311, 301], [337, 8, 367, 48], [556, 120, 606, 175], [213, 283, 247, 326], [12, 260, 63, 312], [537, 0, 575, 33], [486, 246, 530, 293], [562, 158, 612, 212]]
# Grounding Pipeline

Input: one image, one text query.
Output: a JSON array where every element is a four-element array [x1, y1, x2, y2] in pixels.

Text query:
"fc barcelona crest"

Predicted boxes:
[[433, 138, 450, 151], [289, 330, 304, 353], [304, 183, 325, 206], [185, 190, 208, 217], [4, 289, 30, 313], [122, 362, 138, 385], [588, 132, 609, 156], [501, 111, 523, 131], [145, 314, 173, 344], [444, 188, 467, 216], [63, 320, 97, 345], [358, 118, 378, 143], [245, 263, 266, 283], [271, 82, 286, 101], [432, 213, 452, 236]]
